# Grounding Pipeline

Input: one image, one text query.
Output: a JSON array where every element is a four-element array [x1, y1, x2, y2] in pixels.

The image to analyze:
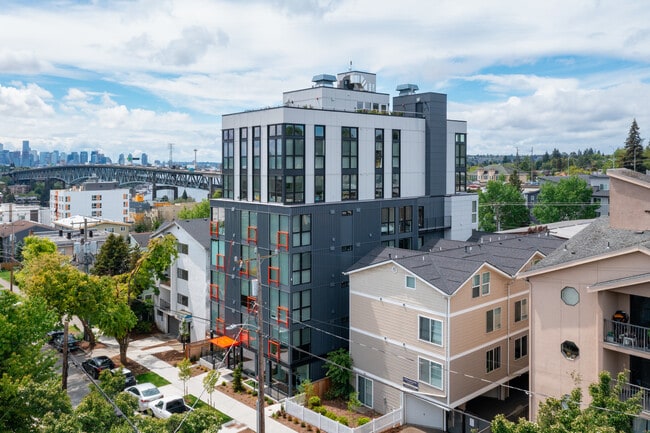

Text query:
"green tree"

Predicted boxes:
[[203, 369, 221, 407], [323, 348, 353, 399], [178, 357, 192, 396], [167, 408, 225, 433], [92, 234, 132, 276], [232, 363, 244, 393], [492, 371, 641, 433], [623, 119, 644, 172], [508, 169, 523, 192], [178, 199, 210, 219], [532, 176, 597, 223], [478, 180, 529, 232], [0, 291, 71, 433]]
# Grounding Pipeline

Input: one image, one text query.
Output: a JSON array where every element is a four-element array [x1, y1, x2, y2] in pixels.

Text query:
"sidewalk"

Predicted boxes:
[[93, 334, 295, 433]]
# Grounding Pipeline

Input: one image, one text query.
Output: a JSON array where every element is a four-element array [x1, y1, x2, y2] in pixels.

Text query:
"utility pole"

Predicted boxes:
[[168, 143, 174, 168], [194, 149, 198, 170]]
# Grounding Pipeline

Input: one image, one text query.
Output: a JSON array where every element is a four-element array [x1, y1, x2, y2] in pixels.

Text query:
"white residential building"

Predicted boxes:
[[50, 180, 130, 223]]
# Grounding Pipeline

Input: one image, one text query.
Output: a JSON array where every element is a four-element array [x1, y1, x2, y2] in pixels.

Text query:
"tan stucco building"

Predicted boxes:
[[521, 168, 650, 432]]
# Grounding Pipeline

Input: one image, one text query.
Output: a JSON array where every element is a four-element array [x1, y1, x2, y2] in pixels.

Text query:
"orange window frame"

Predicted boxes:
[[246, 296, 257, 314], [210, 221, 219, 236], [268, 340, 281, 360], [215, 254, 225, 271], [268, 266, 280, 286], [239, 260, 250, 277], [210, 284, 219, 301], [247, 226, 258, 244], [215, 318, 225, 335], [277, 231, 289, 250], [277, 306, 289, 326]]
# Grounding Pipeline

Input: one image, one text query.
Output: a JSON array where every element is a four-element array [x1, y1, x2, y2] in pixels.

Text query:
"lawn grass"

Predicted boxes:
[[184, 394, 233, 423], [0, 270, 11, 282], [135, 372, 171, 387]]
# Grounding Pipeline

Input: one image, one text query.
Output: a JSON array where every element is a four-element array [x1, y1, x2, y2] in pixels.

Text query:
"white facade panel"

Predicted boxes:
[[445, 194, 477, 241]]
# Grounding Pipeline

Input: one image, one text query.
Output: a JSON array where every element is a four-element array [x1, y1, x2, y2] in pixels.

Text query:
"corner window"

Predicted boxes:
[[561, 340, 579, 360], [561, 286, 579, 306], [515, 298, 528, 322], [405, 275, 416, 289], [419, 316, 443, 346]]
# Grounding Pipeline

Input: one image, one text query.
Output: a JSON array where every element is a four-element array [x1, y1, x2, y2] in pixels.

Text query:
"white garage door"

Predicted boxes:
[[404, 393, 444, 430]]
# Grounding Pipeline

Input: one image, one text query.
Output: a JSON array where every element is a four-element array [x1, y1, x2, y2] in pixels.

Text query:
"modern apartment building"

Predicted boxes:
[[50, 180, 130, 223], [210, 70, 477, 399], [521, 168, 650, 433], [345, 234, 562, 431]]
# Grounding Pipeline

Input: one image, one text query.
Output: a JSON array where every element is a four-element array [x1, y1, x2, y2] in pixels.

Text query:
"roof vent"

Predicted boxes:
[[396, 84, 419, 95], [312, 74, 336, 87]]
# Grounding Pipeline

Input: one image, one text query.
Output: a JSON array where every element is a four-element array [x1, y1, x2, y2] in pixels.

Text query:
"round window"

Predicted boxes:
[[561, 286, 579, 306]]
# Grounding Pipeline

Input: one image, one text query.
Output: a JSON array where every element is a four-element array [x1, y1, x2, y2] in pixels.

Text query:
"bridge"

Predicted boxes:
[[8, 164, 222, 199]]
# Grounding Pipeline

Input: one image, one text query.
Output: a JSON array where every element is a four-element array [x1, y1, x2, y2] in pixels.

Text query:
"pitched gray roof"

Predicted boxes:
[[529, 216, 650, 272], [174, 219, 211, 249], [348, 234, 565, 295], [130, 232, 152, 248]]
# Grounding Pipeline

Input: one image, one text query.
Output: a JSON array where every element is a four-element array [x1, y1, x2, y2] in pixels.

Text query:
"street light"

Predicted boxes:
[[231, 247, 277, 433]]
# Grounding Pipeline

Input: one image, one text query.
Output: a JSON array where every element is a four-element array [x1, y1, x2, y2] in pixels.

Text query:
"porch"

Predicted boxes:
[[603, 318, 650, 354]]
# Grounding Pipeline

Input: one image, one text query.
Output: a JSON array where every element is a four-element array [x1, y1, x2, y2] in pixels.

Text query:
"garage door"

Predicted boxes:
[[168, 316, 180, 337], [404, 393, 444, 430]]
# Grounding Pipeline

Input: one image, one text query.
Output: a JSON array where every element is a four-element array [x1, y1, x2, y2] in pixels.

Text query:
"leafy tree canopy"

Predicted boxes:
[[623, 118, 644, 172], [92, 233, 132, 276], [323, 348, 353, 399], [532, 176, 597, 224], [178, 199, 210, 219], [478, 180, 529, 232]]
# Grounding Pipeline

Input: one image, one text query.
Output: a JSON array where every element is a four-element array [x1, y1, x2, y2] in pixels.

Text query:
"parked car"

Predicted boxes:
[[47, 330, 64, 345], [111, 367, 136, 388], [124, 383, 164, 412], [81, 356, 116, 379], [51, 334, 80, 352], [150, 395, 192, 419]]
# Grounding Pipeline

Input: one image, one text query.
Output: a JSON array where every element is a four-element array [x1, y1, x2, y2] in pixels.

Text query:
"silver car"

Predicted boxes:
[[124, 382, 163, 412]]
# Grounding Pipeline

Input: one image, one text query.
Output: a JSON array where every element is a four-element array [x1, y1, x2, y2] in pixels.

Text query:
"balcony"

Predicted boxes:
[[616, 380, 650, 414], [603, 319, 650, 354], [158, 299, 171, 311]]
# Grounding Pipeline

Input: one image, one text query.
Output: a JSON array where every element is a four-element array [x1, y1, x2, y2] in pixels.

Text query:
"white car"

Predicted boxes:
[[150, 395, 192, 419], [124, 383, 163, 412]]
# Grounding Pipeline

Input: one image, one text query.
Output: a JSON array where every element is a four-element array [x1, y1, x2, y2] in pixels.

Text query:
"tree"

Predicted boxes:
[[177, 357, 192, 396], [178, 199, 210, 219], [323, 348, 353, 399], [532, 176, 597, 223], [0, 291, 71, 433], [203, 369, 221, 407], [478, 180, 529, 232], [492, 371, 641, 433], [92, 234, 132, 276], [508, 169, 523, 192], [623, 119, 644, 172], [232, 363, 244, 393]]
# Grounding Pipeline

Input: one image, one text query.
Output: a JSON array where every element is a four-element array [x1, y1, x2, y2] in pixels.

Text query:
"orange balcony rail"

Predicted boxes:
[[215, 254, 225, 270], [210, 284, 219, 301], [268, 266, 280, 286], [268, 340, 281, 360], [247, 226, 258, 244], [215, 318, 225, 335], [277, 306, 289, 326], [277, 231, 289, 250], [246, 295, 257, 314], [210, 221, 219, 236], [239, 259, 250, 277]]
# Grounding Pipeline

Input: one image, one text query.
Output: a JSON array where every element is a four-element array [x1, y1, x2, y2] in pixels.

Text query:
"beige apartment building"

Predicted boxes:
[[345, 234, 563, 432], [520, 168, 650, 433]]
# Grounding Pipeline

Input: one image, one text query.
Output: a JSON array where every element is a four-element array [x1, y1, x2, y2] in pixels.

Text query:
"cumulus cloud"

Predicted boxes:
[[0, 83, 54, 117], [156, 26, 220, 66]]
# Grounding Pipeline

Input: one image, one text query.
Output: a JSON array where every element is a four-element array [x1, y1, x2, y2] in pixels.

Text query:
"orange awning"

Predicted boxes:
[[210, 335, 240, 349]]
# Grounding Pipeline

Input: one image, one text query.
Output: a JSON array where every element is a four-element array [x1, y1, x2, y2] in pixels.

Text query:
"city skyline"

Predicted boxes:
[[1, 1, 650, 162]]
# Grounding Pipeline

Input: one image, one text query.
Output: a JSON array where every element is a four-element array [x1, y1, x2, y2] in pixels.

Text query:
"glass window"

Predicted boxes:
[[292, 252, 311, 285], [315, 125, 325, 170], [270, 214, 290, 247], [561, 340, 579, 360], [561, 286, 579, 306], [375, 129, 384, 169], [375, 174, 383, 199], [292, 214, 311, 247], [482, 272, 490, 295], [486, 307, 501, 333], [486, 346, 501, 372], [342, 174, 358, 200], [418, 357, 443, 389], [515, 298, 528, 322], [315, 175, 325, 203], [177, 243, 188, 255], [285, 175, 305, 204], [358, 376, 373, 408], [177, 268, 188, 280], [406, 275, 416, 289], [515, 335, 528, 359], [399, 206, 412, 233], [341, 127, 358, 169], [419, 316, 443, 346], [285, 124, 305, 170], [292, 289, 311, 322], [381, 207, 395, 235]]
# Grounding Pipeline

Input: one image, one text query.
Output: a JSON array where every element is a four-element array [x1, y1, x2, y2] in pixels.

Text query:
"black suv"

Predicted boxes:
[[81, 356, 116, 379], [51, 334, 80, 352]]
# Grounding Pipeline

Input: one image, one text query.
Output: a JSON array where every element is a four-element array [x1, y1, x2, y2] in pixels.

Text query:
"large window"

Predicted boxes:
[[241, 211, 258, 244], [455, 133, 467, 192], [381, 207, 395, 235], [222, 129, 234, 199], [240, 127, 248, 200], [268, 124, 283, 170], [292, 289, 311, 322], [358, 376, 373, 408], [268, 175, 283, 203], [292, 252, 311, 285], [315, 175, 325, 203], [419, 316, 443, 346], [515, 298, 528, 322], [341, 127, 358, 169], [285, 124, 305, 169], [515, 335, 528, 359], [292, 214, 311, 247], [177, 268, 188, 281], [285, 175, 304, 204], [342, 174, 358, 200], [375, 129, 384, 199], [418, 357, 443, 389], [253, 126, 261, 201], [270, 214, 289, 249], [399, 206, 412, 233], [392, 129, 400, 197], [486, 346, 501, 372], [269, 287, 289, 323], [486, 307, 501, 333], [314, 125, 325, 169]]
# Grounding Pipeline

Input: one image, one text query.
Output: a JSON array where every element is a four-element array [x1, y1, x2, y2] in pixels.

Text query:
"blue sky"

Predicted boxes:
[[1, 0, 650, 163]]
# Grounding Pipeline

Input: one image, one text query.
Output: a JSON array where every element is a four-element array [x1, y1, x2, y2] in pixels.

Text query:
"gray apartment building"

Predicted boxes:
[[210, 70, 477, 398]]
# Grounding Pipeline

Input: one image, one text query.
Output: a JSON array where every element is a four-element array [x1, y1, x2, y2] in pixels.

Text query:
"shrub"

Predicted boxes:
[[251, 391, 258, 397], [294, 418, 299, 424], [308, 396, 321, 408], [325, 411, 338, 421], [358, 417, 370, 426], [232, 363, 244, 392], [317, 407, 328, 415], [287, 415, 293, 422], [338, 416, 349, 426], [301, 421, 306, 427]]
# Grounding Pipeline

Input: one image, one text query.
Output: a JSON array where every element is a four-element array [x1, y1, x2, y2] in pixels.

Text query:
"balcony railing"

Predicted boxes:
[[615, 380, 650, 413], [603, 319, 650, 353], [158, 299, 170, 311]]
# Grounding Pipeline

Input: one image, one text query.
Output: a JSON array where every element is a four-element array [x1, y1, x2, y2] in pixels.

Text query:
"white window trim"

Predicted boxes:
[[405, 275, 416, 289], [418, 315, 443, 347], [418, 356, 443, 390], [357, 375, 373, 409]]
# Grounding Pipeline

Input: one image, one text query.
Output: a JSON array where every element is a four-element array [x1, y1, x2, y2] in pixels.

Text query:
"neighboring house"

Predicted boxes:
[[153, 219, 210, 343], [469, 164, 527, 184], [32, 227, 113, 272], [53, 215, 131, 237], [210, 70, 478, 399], [50, 180, 130, 223], [0, 203, 51, 226], [129, 231, 151, 250], [538, 173, 610, 217], [520, 168, 650, 433], [0, 220, 52, 261], [345, 234, 563, 432]]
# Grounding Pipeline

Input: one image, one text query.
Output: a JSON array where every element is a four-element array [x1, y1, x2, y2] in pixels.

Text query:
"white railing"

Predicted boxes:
[[285, 395, 403, 433]]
